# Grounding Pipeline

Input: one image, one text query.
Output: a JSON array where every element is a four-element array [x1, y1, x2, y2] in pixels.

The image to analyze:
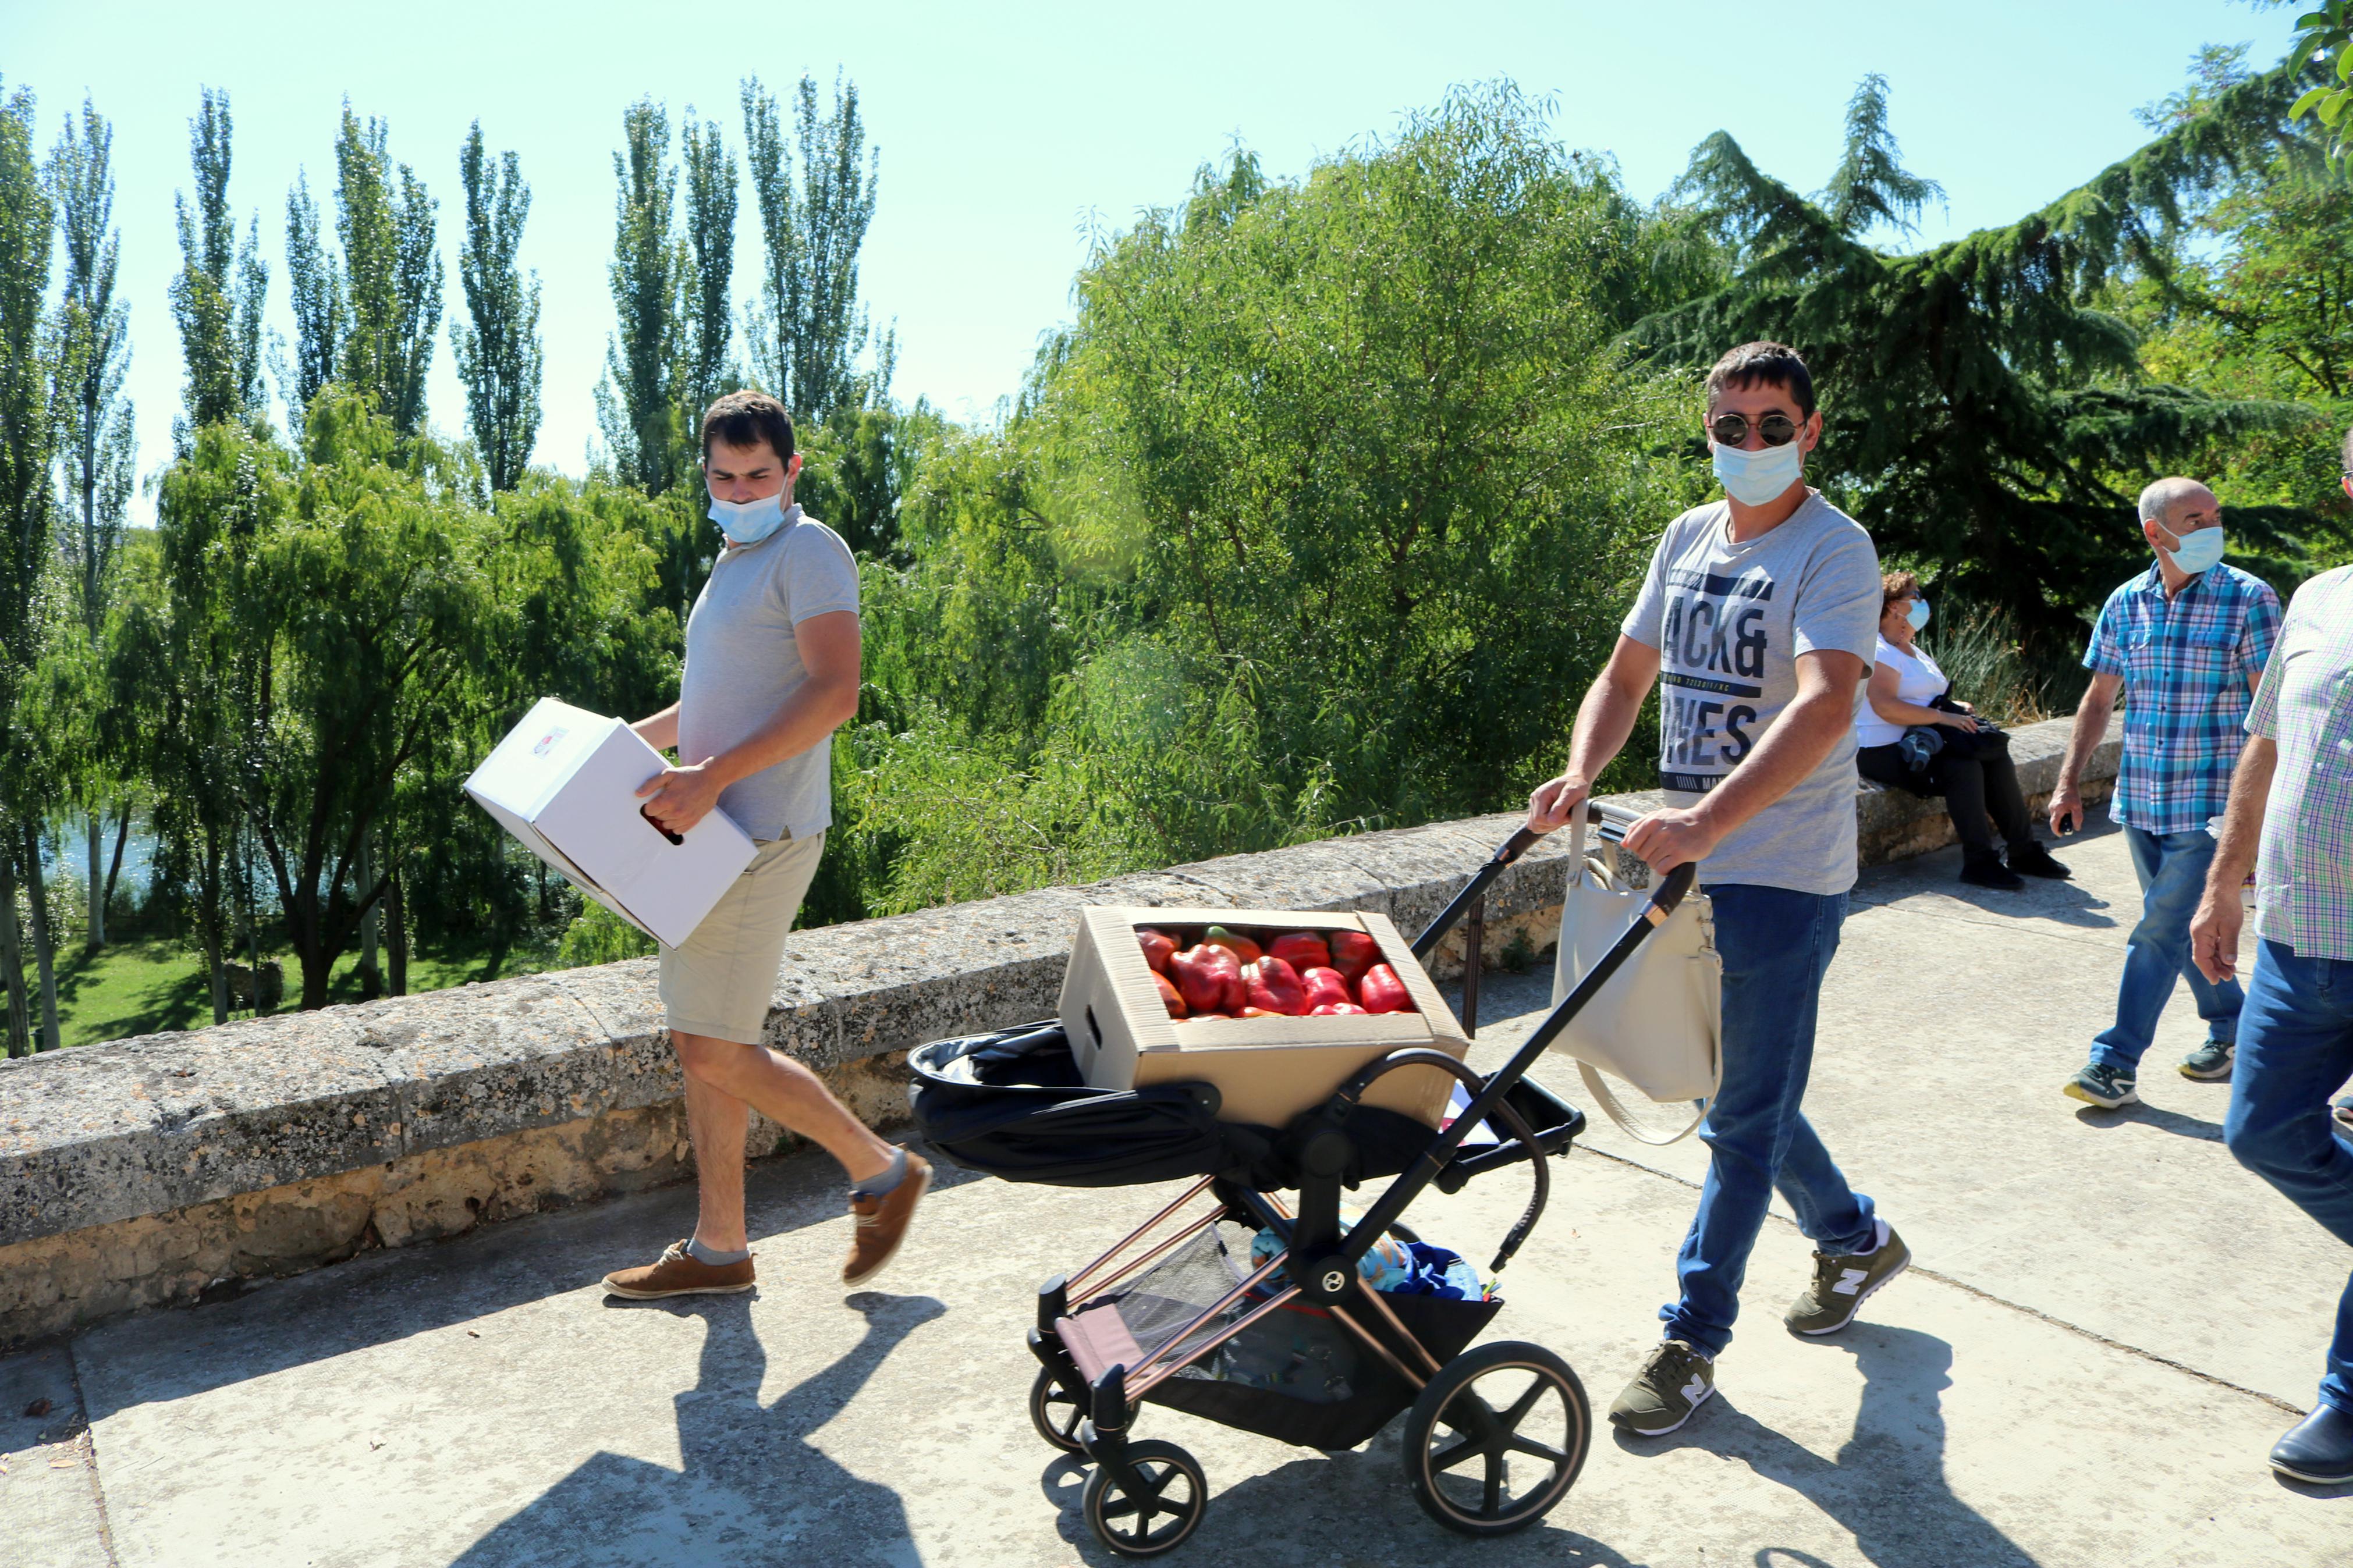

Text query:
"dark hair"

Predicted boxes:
[[701, 390, 795, 465], [1705, 341, 1816, 419], [1880, 570, 1920, 614]]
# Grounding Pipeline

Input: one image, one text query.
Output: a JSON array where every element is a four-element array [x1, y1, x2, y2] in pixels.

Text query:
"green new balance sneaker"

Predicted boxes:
[[1609, 1339, 1715, 1437], [1784, 1222, 1911, 1336], [2063, 1062, 2139, 1109]]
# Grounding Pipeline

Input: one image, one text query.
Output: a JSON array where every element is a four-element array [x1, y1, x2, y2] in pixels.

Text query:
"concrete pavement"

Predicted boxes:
[[7, 819, 2351, 1566]]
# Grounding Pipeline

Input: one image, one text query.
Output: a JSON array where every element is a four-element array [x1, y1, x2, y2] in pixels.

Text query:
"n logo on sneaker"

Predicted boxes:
[[1832, 1267, 1868, 1297], [1680, 1375, 1708, 1405]]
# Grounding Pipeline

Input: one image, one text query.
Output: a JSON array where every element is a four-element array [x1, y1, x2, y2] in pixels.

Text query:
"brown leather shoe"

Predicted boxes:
[[602, 1240, 755, 1300], [843, 1153, 932, 1288]]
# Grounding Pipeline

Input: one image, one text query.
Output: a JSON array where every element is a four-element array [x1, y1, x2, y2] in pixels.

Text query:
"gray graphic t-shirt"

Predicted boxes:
[[678, 507, 861, 841], [1621, 493, 1881, 895]]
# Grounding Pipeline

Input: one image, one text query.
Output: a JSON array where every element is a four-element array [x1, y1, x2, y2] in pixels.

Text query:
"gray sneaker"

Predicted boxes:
[[2180, 1040, 2234, 1082], [1608, 1339, 1715, 1436], [2063, 1062, 2139, 1109], [1784, 1223, 1911, 1336]]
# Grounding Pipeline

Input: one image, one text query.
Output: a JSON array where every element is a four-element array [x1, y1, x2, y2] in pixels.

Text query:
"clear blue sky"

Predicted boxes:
[[6, 1, 2302, 520]]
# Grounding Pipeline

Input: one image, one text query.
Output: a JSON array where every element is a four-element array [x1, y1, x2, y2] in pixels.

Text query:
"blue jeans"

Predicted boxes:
[[2224, 941, 2353, 1416], [1660, 884, 1877, 1357], [2091, 826, 2245, 1073]]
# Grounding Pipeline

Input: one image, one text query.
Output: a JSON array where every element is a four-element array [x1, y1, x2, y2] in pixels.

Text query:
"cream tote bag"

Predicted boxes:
[[1548, 813, 1722, 1145]]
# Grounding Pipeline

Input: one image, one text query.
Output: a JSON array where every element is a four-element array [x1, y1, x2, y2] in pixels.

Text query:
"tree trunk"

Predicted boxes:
[[357, 835, 381, 1001], [386, 863, 409, 997], [205, 824, 228, 1026], [0, 847, 29, 1058], [103, 807, 130, 927], [21, 822, 60, 1051], [85, 812, 106, 951]]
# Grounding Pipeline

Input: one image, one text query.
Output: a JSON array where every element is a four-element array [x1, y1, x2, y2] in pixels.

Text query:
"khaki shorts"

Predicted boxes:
[[656, 832, 826, 1044]]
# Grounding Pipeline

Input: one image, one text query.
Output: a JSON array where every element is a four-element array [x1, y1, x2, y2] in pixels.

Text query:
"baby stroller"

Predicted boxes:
[[909, 804, 1690, 1556]]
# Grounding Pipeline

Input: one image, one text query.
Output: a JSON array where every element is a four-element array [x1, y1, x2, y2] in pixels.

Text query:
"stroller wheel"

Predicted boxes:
[[1402, 1340, 1589, 1537], [1082, 1439, 1207, 1557], [1028, 1364, 1087, 1453]]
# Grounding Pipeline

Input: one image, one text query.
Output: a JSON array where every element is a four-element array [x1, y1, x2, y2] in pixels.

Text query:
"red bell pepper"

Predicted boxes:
[[1204, 925, 1262, 966], [1329, 930, 1381, 983], [1310, 1002, 1369, 1016], [1152, 970, 1188, 1018], [1268, 931, 1330, 972], [1170, 943, 1246, 1014], [1300, 966, 1353, 1011], [1358, 962, 1413, 1014], [1136, 927, 1178, 975], [1244, 955, 1309, 1016]]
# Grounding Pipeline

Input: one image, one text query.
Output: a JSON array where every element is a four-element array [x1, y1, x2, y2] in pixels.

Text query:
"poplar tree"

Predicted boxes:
[[50, 96, 135, 950], [0, 80, 55, 1053], [1629, 67, 2330, 639], [168, 87, 266, 442], [332, 106, 441, 436], [677, 110, 737, 422], [741, 72, 881, 419], [283, 170, 342, 420], [451, 123, 543, 492], [595, 97, 682, 493]]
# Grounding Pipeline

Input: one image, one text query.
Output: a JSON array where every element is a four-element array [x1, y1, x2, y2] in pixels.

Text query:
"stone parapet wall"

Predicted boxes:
[[0, 713, 2117, 1346]]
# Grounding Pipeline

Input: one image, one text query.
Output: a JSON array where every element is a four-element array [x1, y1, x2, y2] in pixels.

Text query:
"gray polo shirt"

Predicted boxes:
[[677, 506, 861, 841]]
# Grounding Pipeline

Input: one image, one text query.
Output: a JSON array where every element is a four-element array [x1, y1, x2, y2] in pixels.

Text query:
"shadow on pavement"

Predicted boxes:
[[450, 1289, 945, 1567], [1619, 1324, 2039, 1568], [2074, 1101, 2226, 1142]]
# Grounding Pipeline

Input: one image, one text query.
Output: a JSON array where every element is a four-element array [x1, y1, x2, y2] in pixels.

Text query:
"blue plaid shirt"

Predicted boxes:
[[2246, 565, 2353, 962], [2085, 561, 2280, 836]]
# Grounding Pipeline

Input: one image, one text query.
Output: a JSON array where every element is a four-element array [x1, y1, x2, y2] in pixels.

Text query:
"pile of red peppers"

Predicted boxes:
[[1136, 922, 1418, 1022]]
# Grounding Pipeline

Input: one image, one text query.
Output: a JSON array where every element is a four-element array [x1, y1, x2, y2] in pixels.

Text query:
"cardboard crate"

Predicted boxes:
[[1059, 906, 1469, 1130], [464, 697, 757, 948]]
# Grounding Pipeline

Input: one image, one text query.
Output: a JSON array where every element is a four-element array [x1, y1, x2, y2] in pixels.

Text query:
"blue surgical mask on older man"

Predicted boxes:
[[2162, 524, 2226, 575]]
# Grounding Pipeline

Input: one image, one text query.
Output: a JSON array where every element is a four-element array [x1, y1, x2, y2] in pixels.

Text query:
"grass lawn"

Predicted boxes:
[[27, 929, 562, 1049]]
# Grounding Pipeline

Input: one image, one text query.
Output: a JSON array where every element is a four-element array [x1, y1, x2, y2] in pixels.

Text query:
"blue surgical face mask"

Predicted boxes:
[[1711, 438, 1804, 507], [1906, 597, 1930, 631], [2162, 524, 2225, 575], [708, 490, 788, 546]]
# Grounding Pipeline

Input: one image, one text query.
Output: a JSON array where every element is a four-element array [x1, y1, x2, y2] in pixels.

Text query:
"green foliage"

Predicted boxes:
[[596, 97, 682, 493], [2285, 0, 2353, 168], [331, 105, 441, 436], [676, 111, 737, 418], [451, 124, 543, 493], [741, 72, 883, 419], [51, 97, 133, 642], [283, 170, 341, 419], [168, 88, 266, 442], [1631, 67, 2332, 643], [556, 901, 656, 968]]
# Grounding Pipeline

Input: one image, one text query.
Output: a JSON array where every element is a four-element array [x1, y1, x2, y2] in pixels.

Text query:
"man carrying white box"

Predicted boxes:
[[601, 391, 930, 1302]]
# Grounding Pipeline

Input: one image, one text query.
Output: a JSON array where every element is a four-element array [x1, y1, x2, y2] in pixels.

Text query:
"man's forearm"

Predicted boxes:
[[704, 678, 860, 788], [2057, 691, 2113, 791], [633, 703, 680, 752], [2206, 736, 2275, 894], [1563, 673, 1647, 791], [1694, 689, 1854, 842]]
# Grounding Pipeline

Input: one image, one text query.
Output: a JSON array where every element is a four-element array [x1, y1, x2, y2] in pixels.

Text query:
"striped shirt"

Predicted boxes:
[[2246, 564, 2353, 962], [2085, 562, 2280, 836]]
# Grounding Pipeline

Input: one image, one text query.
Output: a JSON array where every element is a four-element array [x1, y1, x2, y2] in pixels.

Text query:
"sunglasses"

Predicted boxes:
[[1709, 411, 1802, 448]]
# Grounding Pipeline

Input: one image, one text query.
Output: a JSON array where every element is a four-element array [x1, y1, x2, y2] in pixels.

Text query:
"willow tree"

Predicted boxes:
[[1628, 64, 2335, 641]]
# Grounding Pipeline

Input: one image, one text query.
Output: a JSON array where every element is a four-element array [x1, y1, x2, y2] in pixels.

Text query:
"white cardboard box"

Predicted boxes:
[[463, 697, 757, 949], [1059, 906, 1470, 1130]]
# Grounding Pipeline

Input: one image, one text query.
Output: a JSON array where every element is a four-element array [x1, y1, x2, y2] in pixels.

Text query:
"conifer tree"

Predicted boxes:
[[1631, 66, 2330, 639], [677, 110, 737, 422], [741, 72, 880, 419], [50, 95, 136, 950], [168, 88, 266, 442], [451, 123, 542, 492], [595, 97, 682, 493]]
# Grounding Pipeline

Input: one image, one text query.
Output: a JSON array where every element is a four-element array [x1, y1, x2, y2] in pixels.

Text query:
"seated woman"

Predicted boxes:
[[1855, 571, 2071, 890]]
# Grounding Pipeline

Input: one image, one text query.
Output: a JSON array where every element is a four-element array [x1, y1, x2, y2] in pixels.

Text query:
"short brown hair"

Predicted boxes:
[[1881, 570, 1920, 614], [701, 390, 794, 465], [1705, 341, 1816, 419]]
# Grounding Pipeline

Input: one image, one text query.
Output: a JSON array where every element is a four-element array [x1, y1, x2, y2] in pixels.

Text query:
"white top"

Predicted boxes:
[[1856, 634, 1950, 748]]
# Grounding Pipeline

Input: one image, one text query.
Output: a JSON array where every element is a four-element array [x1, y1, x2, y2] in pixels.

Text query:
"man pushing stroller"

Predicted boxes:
[[1527, 342, 1907, 1435]]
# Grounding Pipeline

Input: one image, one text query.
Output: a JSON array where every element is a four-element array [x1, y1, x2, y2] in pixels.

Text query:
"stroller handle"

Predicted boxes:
[[1411, 800, 1679, 961]]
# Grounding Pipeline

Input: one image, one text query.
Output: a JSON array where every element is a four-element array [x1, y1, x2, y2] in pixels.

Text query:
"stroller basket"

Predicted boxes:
[[1057, 1224, 1500, 1450]]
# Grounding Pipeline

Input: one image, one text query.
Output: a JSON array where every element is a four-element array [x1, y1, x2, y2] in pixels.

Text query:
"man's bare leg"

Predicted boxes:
[[675, 1031, 897, 1251]]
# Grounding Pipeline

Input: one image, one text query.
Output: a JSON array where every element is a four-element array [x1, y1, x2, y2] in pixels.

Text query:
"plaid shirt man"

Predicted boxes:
[[2246, 564, 2353, 962], [2086, 561, 2281, 835]]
